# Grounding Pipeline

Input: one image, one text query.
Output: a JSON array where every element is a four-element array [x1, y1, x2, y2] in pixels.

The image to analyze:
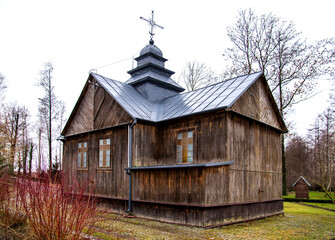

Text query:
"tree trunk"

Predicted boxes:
[[49, 69, 52, 171], [17, 152, 21, 175], [28, 142, 33, 176], [22, 124, 27, 175], [38, 128, 42, 172], [9, 113, 19, 174], [282, 135, 287, 195]]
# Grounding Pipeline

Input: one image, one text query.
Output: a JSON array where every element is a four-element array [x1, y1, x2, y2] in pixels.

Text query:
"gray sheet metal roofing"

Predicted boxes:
[[91, 71, 263, 122]]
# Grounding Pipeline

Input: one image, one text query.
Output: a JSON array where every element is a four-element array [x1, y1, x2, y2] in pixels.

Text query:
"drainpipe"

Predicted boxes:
[[127, 118, 137, 213]]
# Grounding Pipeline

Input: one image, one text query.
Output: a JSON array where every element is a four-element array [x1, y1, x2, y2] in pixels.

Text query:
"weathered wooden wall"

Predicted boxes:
[[63, 78, 133, 137], [133, 112, 228, 167], [93, 85, 133, 130], [65, 83, 94, 136], [132, 111, 282, 206], [63, 126, 129, 199], [224, 112, 282, 205], [132, 168, 206, 205], [231, 78, 283, 131]]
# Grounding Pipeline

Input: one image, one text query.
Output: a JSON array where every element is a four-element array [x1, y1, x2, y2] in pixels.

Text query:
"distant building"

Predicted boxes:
[[293, 176, 311, 199], [61, 39, 287, 227]]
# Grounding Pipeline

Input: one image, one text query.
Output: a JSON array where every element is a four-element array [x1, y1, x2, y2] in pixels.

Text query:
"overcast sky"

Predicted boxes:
[[0, 0, 334, 136]]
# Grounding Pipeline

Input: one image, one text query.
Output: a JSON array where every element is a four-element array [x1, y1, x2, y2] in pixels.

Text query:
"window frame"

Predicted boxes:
[[98, 138, 111, 169], [175, 128, 195, 164], [77, 141, 88, 169]]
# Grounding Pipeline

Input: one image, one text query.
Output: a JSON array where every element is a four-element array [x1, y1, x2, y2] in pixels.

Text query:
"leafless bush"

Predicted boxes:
[[0, 170, 27, 238], [16, 175, 100, 239]]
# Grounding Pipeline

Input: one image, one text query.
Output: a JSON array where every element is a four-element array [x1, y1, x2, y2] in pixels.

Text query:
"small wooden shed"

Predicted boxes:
[[293, 176, 311, 199]]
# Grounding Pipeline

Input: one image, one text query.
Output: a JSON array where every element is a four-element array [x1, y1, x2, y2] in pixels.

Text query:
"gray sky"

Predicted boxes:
[[0, 0, 334, 135]]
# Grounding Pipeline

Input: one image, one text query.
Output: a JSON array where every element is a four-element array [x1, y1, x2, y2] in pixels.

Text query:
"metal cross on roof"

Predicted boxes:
[[140, 10, 164, 44]]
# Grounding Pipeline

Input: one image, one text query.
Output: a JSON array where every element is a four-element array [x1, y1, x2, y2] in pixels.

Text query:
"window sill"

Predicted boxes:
[[77, 168, 88, 171], [125, 161, 234, 171], [97, 168, 112, 172]]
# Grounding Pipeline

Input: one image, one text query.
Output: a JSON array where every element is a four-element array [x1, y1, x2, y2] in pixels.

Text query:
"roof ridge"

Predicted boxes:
[[90, 72, 124, 84], [293, 176, 311, 187], [162, 71, 263, 102]]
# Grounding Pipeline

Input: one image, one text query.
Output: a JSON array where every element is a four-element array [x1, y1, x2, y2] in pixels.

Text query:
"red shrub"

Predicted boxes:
[[17, 175, 100, 239]]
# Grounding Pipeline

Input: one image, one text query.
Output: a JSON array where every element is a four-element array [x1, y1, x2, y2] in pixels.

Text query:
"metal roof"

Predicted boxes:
[[293, 176, 311, 187], [91, 71, 263, 123]]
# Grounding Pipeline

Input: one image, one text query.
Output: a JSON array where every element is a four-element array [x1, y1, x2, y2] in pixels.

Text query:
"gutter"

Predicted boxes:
[[126, 118, 137, 213]]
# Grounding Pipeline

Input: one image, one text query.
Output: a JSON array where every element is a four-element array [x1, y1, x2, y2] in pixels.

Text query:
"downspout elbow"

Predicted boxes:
[[130, 118, 137, 128]]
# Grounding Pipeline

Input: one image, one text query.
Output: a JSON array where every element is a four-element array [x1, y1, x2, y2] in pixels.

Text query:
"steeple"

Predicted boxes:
[[125, 11, 184, 102]]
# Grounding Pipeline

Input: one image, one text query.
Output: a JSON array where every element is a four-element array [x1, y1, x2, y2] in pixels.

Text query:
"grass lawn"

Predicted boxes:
[[303, 202, 335, 211], [90, 202, 335, 240], [284, 191, 335, 201], [2, 202, 334, 239]]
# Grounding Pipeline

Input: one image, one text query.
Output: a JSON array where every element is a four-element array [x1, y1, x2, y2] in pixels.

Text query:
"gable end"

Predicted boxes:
[[62, 75, 133, 137], [231, 75, 287, 132]]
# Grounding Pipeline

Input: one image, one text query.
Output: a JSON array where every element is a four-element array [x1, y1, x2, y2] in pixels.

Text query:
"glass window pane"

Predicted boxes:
[[78, 143, 81, 148], [84, 142, 87, 148], [100, 139, 103, 145], [177, 131, 195, 164], [106, 139, 110, 145], [83, 159, 87, 168]]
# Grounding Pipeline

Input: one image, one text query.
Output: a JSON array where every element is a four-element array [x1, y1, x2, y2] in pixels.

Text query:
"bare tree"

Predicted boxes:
[[37, 126, 43, 172], [180, 61, 218, 91], [57, 101, 66, 170], [223, 9, 334, 114], [19, 106, 30, 175], [37, 62, 60, 171], [286, 135, 311, 187], [28, 142, 34, 176], [223, 8, 335, 195], [2, 104, 28, 174], [5, 105, 21, 173], [0, 74, 7, 168], [307, 109, 335, 203], [0, 73, 6, 101]]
